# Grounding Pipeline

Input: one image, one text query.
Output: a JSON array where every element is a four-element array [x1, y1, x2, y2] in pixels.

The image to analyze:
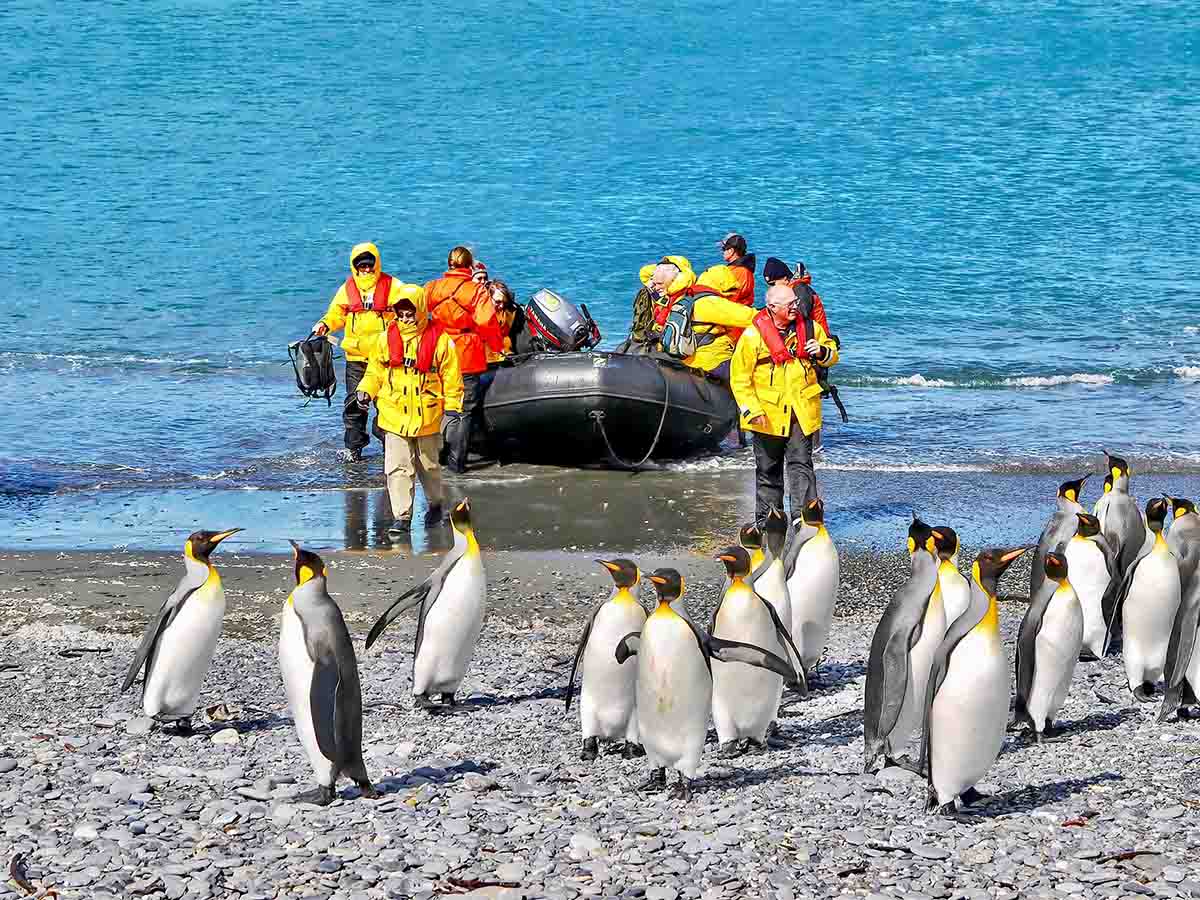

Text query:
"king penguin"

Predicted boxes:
[[564, 559, 647, 761], [1112, 497, 1181, 701], [1095, 452, 1144, 580], [740, 523, 765, 572], [279, 542, 377, 806], [710, 547, 805, 756], [1014, 548, 1083, 741], [1031, 475, 1088, 602], [783, 499, 841, 675], [615, 568, 800, 801], [1161, 498, 1200, 721], [862, 518, 940, 772], [121, 528, 242, 734], [1064, 512, 1117, 659], [365, 498, 487, 712], [919, 546, 1027, 815], [931, 527, 969, 630]]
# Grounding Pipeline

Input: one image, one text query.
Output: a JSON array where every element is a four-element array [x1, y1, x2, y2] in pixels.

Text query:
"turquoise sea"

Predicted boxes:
[[2, 1, 1198, 550]]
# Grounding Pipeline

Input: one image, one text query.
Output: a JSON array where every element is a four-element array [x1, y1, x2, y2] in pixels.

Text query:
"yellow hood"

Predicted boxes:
[[639, 254, 696, 296], [696, 264, 739, 297], [350, 241, 381, 292], [391, 282, 428, 334]]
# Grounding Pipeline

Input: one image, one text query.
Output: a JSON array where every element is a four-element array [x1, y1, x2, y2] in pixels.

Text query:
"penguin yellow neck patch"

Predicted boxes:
[[1154, 531, 1168, 551], [977, 597, 1000, 636], [651, 599, 680, 620], [612, 587, 638, 606]]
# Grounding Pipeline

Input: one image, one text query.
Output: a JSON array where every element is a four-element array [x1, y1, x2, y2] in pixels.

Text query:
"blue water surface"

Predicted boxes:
[[1, 1, 1198, 545]]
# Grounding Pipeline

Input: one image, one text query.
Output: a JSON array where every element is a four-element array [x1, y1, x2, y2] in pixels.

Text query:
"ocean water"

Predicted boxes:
[[2, 1, 1198, 550]]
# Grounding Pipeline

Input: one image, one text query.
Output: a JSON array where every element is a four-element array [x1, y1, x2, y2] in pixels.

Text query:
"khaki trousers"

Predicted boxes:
[[383, 432, 443, 520]]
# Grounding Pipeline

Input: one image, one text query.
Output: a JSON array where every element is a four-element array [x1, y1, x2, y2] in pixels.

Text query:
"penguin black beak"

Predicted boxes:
[[211, 528, 243, 544], [289, 539, 302, 556]]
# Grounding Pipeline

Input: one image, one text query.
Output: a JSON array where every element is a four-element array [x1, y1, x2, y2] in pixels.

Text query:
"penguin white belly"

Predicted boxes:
[[939, 571, 970, 632], [636, 615, 711, 779], [888, 591, 946, 756], [143, 583, 225, 719], [579, 602, 644, 742], [787, 539, 840, 672], [413, 554, 487, 696], [1028, 592, 1083, 730], [711, 588, 783, 743], [929, 630, 1008, 803], [1122, 553, 1181, 689], [1065, 540, 1111, 657], [279, 603, 335, 786]]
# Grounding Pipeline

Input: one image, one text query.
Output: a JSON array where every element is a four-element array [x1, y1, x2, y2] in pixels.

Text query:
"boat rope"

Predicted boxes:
[[589, 359, 671, 471]]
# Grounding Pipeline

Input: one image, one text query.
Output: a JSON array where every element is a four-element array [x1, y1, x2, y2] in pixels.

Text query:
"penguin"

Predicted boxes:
[[1111, 497, 1182, 701], [1161, 497, 1200, 722], [1095, 452, 1144, 579], [121, 528, 242, 734], [748, 508, 792, 661], [564, 559, 647, 761], [1031, 475, 1088, 602], [1064, 512, 1118, 659], [783, 498, 841, 675], [919, 546, 1027, 815], [710, 546, 805, 756], [931, 527, 970, 630], [862, 521, 940, 772], [365, 498, 487, 712], [1014, 548, 1083, 741], [279, 542, 377, 806], [614, 568, 801, 801], [739, 523, 765, 572]]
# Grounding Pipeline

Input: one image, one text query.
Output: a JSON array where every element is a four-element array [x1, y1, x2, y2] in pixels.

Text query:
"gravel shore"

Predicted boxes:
[[1, 547, 1198, 900]]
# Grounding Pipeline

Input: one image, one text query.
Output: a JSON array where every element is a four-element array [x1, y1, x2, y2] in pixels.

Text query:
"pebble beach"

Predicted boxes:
[[2, 548, 1198, 900]]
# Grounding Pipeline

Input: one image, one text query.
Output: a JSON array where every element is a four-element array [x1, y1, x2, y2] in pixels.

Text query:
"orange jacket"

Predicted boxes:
[[727, 254, 756, 307], [423, 268, 502, 374]]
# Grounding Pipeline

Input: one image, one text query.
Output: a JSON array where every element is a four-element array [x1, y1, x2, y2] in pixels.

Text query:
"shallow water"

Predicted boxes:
[[2, 1, 1198, 546]]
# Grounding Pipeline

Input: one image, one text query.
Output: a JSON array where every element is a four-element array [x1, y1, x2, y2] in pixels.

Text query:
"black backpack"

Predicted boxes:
[[288, 333, 337, 406]]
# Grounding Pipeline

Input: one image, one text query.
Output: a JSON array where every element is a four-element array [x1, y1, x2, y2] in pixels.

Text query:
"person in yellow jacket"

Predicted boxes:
[[355, 285, 464, 536], [731, 283, 840, 524], [313, 242, 407, 461], [624, 255, 697, 351], [677, 264, 757, 379]]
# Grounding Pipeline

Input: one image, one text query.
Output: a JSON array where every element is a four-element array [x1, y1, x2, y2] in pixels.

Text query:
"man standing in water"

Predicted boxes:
[[424, 246, 502, 474], [314, 243, 406, 461], [731, 283, 840, 523]]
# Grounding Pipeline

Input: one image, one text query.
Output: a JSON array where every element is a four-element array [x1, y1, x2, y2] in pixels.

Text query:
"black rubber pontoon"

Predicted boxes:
[[482, 351, 738, 467]]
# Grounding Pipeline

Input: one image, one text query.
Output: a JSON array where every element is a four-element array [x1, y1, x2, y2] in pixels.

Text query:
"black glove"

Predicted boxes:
[[356, 391, 371, 410]]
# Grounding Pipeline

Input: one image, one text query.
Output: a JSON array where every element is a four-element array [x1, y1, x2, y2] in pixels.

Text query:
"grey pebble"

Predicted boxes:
[[0, 757, 17, 774]]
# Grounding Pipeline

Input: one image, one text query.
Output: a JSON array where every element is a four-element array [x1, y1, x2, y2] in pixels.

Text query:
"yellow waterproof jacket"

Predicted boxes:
[[318, 242, 406, 361], [730, 318, 839, 437], [639, 255, 696, 299], [357, 285, 464, 438], [681, 265, 756, 372]]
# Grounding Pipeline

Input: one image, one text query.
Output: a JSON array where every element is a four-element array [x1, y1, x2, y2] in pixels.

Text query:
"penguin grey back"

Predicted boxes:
[[1160, 503, 1200, 721], [863, 546, 939, 771]]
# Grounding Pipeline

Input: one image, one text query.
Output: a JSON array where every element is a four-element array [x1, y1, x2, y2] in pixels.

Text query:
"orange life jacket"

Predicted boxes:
[[753, 309, 809, 364], [341, 273, 393, 314]]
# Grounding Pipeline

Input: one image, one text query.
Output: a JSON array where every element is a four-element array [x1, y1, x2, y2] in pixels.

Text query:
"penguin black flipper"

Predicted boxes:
[[365, 544, 464, 649], [1101, 554, 1143, 655], [614, 632, 641, 664], [120, 574, 205, 693], [1015, 580, 1056, 731], [300, 599, 368, 777], [1159, 547, 1200, 722], [918, 600, 988, 780], [782, 527, 817, 581], [863, 594, 927, 769], [1092, 533, 1119, 581], [754, 589, 808, 696], [564, 598, 608, 712], [309, 656, 341, 763], [706, 636, 802, 690], [747, 547, 774, 588]]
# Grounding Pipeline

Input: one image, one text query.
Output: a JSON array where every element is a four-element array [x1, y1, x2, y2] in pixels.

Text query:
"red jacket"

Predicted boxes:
[[424, 269, 502, 375], [727, 254, 756, 307]]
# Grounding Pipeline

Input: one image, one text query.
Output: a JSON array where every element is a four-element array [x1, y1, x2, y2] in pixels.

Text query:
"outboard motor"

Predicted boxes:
[[522, 289, 601, 353]]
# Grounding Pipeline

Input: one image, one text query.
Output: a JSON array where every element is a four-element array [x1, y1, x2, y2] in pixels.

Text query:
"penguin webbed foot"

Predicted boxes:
[[295, 785, 336, 806], [580, 737, 599, 762], [717, 741, 742, 759], [355, 780, 380, 800], [668, 774, 693, 802], [886, 755, 922, 774], [638, 768, 668, 793], [745, 738, 769, 755], [622, 742, 646, 759], [414, 694, 440, 713], [1133, 683, 1157, 703], [160, 718, 195, 737], [959, 787, 990, 806]]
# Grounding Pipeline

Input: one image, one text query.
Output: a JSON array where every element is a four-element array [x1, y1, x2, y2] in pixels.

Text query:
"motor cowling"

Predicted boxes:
[[523, 289, 601, 353]]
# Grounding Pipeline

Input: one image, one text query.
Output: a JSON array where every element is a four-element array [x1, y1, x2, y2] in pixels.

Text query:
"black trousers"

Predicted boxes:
[[342, 361, 372, 452], [752, 423, 818, 525], [446, 373, 483, 473]]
